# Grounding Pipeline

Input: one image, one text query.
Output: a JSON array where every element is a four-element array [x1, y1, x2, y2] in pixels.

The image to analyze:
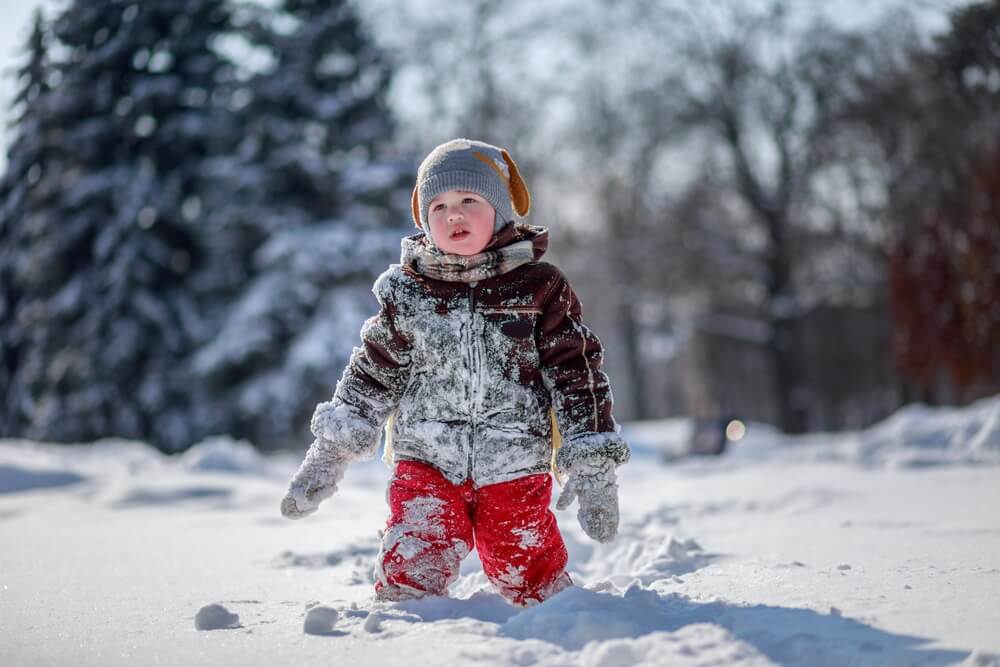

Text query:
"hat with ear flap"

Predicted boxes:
[[411, 138, 531, 233]]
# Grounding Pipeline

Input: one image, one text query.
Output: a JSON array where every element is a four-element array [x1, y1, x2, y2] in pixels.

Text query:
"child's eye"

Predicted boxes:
[[463, 198, 479, 204], [432, 203, 445, 211]]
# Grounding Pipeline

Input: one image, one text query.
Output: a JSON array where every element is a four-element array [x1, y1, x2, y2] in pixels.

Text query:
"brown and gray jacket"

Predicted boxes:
[[309, 224, 629, 486]]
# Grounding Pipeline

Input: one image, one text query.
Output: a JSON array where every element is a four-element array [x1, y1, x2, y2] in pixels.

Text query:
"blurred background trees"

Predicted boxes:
[[876, 0, 1000, 405], [2, 0, 236, 450], [186, 0, 409, 450], [0, 0, 408, 450], [1, 0, 996, 450]]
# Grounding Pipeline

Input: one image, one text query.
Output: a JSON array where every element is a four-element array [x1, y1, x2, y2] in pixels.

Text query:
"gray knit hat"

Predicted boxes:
[[412, 138, 531, 233]]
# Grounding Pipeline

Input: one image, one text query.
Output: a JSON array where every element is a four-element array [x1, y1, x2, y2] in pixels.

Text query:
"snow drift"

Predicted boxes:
[[1, 397, 998, 666]]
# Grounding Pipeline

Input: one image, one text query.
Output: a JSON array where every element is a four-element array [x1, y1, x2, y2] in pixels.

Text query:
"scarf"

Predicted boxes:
[[400, 224, 549, 283]]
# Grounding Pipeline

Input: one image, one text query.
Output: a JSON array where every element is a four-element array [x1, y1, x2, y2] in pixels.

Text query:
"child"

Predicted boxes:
[[280, 139, 629, 607]]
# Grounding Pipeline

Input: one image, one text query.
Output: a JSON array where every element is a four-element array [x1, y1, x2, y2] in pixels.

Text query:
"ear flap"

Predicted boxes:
[[411, 186, 422, 228], [501, 149, 531, 217]]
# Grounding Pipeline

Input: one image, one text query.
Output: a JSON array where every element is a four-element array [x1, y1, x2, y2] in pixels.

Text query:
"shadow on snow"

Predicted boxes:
[[0, 464, 86, 494], [500, 585, 968, 666]]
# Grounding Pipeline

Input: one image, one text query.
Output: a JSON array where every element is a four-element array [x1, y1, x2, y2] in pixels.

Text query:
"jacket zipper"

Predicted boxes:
[[467, 281, 478, 480]]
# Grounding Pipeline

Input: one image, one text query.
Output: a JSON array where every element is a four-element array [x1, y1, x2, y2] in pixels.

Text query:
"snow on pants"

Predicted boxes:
[[375, 459, 571, 606]]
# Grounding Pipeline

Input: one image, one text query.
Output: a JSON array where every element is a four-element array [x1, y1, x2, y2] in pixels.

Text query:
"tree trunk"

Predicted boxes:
[[764, 216, 809, 433], [617, 298, 651, 419], [767, 315, 808, 433]]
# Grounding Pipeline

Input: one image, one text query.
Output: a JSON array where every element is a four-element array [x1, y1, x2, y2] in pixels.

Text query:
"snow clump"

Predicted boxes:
[[194, 603, 240, 630], [303, 606, 339, 635]]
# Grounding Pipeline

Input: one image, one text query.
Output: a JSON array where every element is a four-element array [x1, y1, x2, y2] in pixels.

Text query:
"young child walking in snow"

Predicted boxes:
[[280, 139, 629, 606]]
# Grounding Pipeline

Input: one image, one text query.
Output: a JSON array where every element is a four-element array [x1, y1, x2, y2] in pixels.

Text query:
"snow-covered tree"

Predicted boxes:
[[0, 9, 53, 433], [1, 0, 409, 451], [1, 0, 236, 450], [191, 0, 409, 449]]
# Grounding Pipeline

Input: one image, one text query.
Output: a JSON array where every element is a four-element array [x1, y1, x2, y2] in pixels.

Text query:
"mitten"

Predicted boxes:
[[280, 438, 348, 519], [555, 455, 620, 543]]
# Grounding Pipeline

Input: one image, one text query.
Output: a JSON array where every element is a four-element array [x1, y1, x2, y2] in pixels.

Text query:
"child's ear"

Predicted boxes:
[[411, 186, 421, 228], [502, 150, 531, 217]]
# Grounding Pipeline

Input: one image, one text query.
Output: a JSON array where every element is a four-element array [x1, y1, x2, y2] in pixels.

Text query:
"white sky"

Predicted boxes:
[[0, 0, 968, 169]]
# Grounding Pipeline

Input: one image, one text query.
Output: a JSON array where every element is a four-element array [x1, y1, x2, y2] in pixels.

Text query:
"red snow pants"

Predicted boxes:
[[374, 460, 571, 606]]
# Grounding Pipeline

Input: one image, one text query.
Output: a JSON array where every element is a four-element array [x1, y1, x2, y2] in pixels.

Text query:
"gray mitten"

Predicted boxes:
[[555, 455, 620, 543], [280, 438, 348, 519]]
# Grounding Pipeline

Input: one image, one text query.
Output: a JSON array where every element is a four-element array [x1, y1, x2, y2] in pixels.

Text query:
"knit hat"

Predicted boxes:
[[412, 138, 531, 234]]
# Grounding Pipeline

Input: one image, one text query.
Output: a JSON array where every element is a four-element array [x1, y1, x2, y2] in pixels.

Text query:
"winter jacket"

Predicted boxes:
[[310, 223, 630, 486]]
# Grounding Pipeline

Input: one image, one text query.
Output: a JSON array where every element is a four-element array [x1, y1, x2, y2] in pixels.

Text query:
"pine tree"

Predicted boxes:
[[1, 9, 56, 434], [1, 0, 236, 450], [192, 0, 409, 449]]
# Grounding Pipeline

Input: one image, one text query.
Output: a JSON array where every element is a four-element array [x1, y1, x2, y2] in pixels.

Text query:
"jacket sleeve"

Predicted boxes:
[[309, 270, 413, 464], [536, 272, 630, 472]]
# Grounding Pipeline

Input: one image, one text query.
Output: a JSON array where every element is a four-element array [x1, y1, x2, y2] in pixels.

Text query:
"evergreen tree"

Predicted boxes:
[[192, 0, 409, 448], [1, 9, 56, 434], [1, 0, 236, 450]]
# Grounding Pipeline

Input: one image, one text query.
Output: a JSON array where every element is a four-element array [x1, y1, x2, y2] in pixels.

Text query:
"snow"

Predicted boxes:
[[179, 435, 268, 475], [1, 398, 999, 666], [194, 603, 240, 631], [302, 605, 339, 635]]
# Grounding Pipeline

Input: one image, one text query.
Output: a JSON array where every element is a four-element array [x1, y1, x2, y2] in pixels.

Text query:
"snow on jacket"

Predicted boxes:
[[309, 223, 630, 486]]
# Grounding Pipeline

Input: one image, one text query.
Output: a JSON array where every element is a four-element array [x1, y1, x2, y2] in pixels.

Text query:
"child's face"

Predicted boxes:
[[427, 190, 495, 255]]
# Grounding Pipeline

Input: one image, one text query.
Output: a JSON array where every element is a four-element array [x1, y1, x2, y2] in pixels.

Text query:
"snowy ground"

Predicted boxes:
[[2, 398, 999, 667]]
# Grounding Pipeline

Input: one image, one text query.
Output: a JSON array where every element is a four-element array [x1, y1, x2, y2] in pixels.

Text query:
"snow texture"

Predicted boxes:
[[179, 436, 267, 476], [1, 397, 999, 665], [728, 394, 1000, 468]]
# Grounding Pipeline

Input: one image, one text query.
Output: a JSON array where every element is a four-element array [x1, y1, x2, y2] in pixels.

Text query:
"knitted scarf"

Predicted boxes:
[[401, 224, 548, 283]]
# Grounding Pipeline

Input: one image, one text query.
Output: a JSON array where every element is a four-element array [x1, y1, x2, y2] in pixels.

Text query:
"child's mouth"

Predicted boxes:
[[450, 229, 470, 240]]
